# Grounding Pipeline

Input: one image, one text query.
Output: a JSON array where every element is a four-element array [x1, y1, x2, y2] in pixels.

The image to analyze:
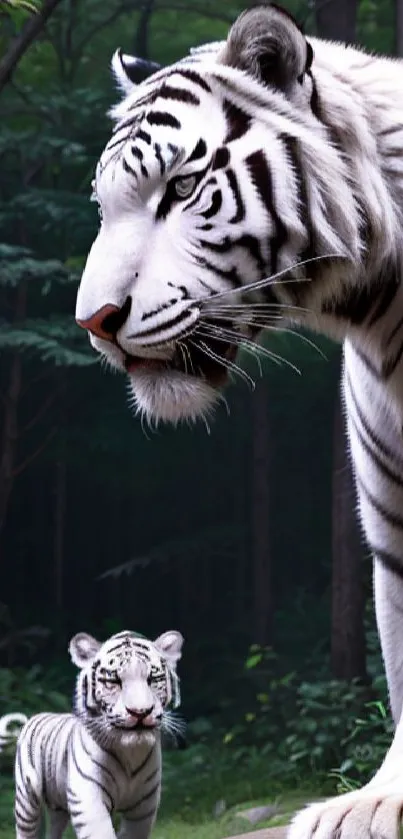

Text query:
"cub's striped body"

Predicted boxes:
[[75, 4, 403, 837], [1, 629, 183, 839]]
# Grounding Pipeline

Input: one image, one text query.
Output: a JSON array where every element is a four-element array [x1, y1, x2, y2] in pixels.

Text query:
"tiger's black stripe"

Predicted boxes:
[[245, 149, 287, 276]]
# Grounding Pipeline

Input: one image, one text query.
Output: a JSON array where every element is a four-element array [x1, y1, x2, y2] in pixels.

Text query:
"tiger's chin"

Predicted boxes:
[[128, 368, 222, 426], [113, 727, 158, 749]]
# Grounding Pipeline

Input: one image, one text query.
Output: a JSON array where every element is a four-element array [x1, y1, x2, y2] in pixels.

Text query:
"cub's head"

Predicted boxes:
[[76, 3, 358, 425], [69, 629, 183, 747]]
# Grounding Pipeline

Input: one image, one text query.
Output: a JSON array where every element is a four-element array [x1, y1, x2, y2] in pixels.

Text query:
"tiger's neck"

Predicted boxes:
[[318, 275, 403, 419]]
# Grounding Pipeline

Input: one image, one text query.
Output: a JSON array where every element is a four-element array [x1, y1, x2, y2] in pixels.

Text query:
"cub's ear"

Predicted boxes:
[[153, 631, 184, 666], [68, 632, 102, 669], [111, 49, 161, 94], [220, 3, 313, 92]]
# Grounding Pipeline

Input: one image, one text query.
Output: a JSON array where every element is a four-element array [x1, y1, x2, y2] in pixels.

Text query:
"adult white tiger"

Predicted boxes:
[[0, 628, 183, 839], [75, 3, 403, 838]]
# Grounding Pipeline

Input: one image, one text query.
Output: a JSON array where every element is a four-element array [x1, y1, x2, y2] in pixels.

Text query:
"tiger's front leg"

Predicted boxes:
[[68, 798, 117, 839], [289, 710, 403, 839], [289, 346, 403, 838], [117, 787, 160, 839], [67, 767, 117, 839]]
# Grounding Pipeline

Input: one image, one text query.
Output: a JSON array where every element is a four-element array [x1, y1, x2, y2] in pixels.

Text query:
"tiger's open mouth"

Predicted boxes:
[[123, 322, 239, 386]]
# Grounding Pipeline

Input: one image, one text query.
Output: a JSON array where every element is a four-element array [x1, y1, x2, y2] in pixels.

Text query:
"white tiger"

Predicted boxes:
[[0, 629, 183, 839], [75, 3, 403, 838]]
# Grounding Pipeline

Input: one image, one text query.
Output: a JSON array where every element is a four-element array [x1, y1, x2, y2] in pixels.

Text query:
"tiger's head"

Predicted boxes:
[[69, 629, 183, 747], [75, 3, 369, 425]]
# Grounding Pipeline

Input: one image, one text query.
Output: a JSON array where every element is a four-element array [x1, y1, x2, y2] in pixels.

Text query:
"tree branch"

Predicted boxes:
[[0, 0, 65, 92], [159, 3, 235, 24], [21, 389, 58, 434], [20, 367, 51, 398], [73, 3, 136, 67], [12, 427, 56, 477]]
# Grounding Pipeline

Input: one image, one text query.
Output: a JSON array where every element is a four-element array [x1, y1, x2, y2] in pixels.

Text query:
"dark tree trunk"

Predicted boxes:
[[134, 0, 155, 59], [0, 280, 27, 544], [315, 0, 358, 44], [251, 379, 272, 646], [54, 456, 66, 613], [331, 391, 368, 682], [396, 0, 403, 56]]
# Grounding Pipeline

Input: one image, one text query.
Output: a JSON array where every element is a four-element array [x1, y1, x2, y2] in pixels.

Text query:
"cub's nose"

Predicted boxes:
[[76, 297, 132, 341], [125, 705, 154, 720]]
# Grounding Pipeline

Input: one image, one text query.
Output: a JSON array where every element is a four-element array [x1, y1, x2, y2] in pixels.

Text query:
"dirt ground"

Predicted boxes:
[[226, 828, 289, 839]]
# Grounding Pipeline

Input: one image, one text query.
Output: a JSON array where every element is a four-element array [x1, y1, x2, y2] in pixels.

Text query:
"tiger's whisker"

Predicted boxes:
[[197, 322, 302, 375], [203, 302, 311, 315], [203, 317, 326, 360], [197, 328, 266, 377], [195, 327, 286, 375], [189, 338, 256, 390], [196, 253, 344, 304], [268, 325, 328, 359]]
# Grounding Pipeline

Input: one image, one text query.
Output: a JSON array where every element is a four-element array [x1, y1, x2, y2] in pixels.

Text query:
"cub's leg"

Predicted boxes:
[[47, 809, 69, 839], [118, 812, 156, 839], [15, 797, 43, 839]]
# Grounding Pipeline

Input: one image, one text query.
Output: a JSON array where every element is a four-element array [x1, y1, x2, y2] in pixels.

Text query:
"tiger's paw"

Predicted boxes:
[[288, 786, 403, 839]]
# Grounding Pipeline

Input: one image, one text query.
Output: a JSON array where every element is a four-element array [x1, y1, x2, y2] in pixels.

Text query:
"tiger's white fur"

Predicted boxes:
[[1, 629, 183, 839], [75, 4, 403, 837]]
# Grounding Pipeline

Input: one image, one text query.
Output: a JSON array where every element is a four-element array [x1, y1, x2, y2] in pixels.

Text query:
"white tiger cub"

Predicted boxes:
[[0, 628, 183, 839]]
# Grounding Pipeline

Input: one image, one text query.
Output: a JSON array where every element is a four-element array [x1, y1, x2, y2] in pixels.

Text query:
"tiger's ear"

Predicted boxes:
[[111, 49, 161, 94], [69, 633, 102, 668], [153, 631, 184, 666], [220, 4, 313, 92]]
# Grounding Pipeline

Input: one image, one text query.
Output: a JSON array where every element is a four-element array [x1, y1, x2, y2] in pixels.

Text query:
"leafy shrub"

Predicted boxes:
[[218, 642, 391, 788], [0, 665, 70, 774], [330, 699, 393, 792]]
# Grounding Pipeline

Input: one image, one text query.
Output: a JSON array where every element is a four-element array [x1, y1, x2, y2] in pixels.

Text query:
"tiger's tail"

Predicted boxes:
[[0, 713, 28, 751]]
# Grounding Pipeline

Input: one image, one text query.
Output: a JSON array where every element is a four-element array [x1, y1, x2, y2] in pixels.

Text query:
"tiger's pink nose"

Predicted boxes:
[[76, 297, 132, 341]]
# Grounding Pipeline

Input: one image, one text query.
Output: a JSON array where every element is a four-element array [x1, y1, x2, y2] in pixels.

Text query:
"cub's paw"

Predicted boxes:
[[288, 788, 403, 839]]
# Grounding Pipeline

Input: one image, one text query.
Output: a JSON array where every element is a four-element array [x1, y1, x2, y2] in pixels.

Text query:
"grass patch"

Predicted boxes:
[[0, 745, 321, 839]]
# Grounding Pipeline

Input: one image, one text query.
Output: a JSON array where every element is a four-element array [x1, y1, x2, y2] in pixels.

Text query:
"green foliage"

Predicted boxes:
[[0, 245, 74, 289], [0, 0, 40, 14], [0, 665, 70, 776], [0, 244, 95, 365], [330, 700, 393, 792], [0, 665, 70, 720], [216, 630, 390, 789], [160, 723, 320, 825]]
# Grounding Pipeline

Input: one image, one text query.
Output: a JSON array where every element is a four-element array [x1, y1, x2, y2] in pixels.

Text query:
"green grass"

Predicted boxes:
[[154, 790, 319, 839], [0, 745, 320, 839], [0, 782, 312, 839]]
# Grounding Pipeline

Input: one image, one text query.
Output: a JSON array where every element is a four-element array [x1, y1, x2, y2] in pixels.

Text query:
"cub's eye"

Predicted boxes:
[[99, 677, 121, 689], [173, 175, 196, 200]]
